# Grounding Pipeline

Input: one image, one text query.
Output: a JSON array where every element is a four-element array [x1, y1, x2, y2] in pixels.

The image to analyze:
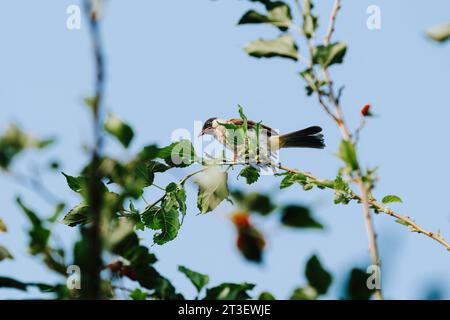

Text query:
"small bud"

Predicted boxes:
[[361, 104, 372, 117]]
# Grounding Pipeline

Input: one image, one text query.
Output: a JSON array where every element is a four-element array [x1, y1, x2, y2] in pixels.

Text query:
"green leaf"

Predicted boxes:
[[0, 246, 13, 261], [130, 288, 148, 300], [305, 255, 332, 295], [334, 175, 352, 205], [178, 265, 210, 294], [290, 286, 318, 300], [278, 172, 307, 189], [111, 233, 182, 299], [238, 166, 260, 184], [204, 283, 255, 300], [238, 10, 270, 25], [245, 34, 298, 61], [382, 195, 402, 204], [231, 191, 276, 216], [265, 1, 292, 30], [104, 113, 134, 148], [142, 203, 180, 245], [0, 124, 51, 169], [346, 268, 374, 300], [312, 42, 347, 67], [48, 203, 66, 223], [258, 291, 276, 300], [302, 0, 318, 39], [239, 2, 292, 31], [62, 172, 85, 193], [339, 140, 359, 171], [16, 197, 51, 254], [157, 140, 195, 168], [280, 205, 323, 229], [195, 168, 229, 214], [427, 23, 450, 43], [61, 204, 91, 227]]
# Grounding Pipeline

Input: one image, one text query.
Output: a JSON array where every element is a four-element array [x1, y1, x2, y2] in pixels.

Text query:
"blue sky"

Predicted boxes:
[[1, 0, 450, 299]]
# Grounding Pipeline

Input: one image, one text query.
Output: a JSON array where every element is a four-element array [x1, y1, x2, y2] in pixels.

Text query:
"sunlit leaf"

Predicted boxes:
[[245, 34, 298, 61], [61, 204, 91, 227], [195, 167, 229, 214], [104, 113, 134, 148], [427, 23, 450, 43], [382, 195, 402, 204]]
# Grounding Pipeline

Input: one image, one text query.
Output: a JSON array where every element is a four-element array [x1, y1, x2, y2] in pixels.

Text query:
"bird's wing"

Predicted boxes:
[[228, 119, 279, 136]]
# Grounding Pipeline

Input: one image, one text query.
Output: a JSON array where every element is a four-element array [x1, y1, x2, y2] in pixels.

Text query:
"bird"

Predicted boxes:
[[198, 117, 325, 163]]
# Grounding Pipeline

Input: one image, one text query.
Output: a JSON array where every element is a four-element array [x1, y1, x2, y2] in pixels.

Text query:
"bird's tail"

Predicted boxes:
[[278, 126, 325, 149]]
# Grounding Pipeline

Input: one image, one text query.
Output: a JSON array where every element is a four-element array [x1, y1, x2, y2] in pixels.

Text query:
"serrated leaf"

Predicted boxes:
[[142, 203, 180, 245], [238, 166, 260, 184], [204, 283, 255, 300], [104, 113, 134, 148], [427, 23, 450, 43], [195, 167, 229, 214], [61, 204, 91, 227], [313, 42, 347, 67], [245, 34, 298, 61], [178, 265, 210, 294], [382, 195, 402, 204], [305, 255, 332, 295], [281, 205, 323, 229]]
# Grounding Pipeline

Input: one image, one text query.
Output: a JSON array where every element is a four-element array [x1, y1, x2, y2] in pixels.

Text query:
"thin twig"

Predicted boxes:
[[270, 162, 450, 252], [323, 0, 341, 46]]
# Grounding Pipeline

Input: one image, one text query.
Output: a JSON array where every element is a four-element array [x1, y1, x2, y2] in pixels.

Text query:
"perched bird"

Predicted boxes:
[[198, 117, 325, 163]]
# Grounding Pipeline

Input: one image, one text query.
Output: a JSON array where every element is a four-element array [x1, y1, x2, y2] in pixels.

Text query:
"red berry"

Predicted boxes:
[[361, 104, 371, 116], [232, 212, 250, 229]]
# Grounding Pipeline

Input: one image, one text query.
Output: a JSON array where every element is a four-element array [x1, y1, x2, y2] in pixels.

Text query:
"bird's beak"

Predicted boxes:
[[198, 129, 206, 138]]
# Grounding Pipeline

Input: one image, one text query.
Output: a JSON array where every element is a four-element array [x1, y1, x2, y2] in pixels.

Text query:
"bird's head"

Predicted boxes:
[[198, 117, 220, 137]]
